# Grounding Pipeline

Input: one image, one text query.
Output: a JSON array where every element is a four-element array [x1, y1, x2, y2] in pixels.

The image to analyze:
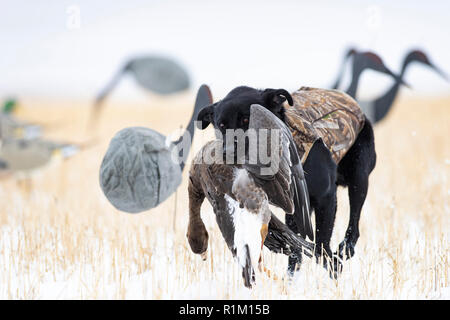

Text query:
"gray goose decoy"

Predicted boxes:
[[90, 56, 190, 127], [99, 85, 213, 213], [359, 49, 448, 123], [187, 104, 313, 288]]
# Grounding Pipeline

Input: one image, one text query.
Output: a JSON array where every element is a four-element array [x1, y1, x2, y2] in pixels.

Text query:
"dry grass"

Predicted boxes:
[[0, 92, 448, 299]]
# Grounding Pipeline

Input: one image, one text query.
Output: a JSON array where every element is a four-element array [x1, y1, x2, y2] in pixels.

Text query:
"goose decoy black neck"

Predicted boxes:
[[331, 47, 357, 90], [346, 51, 407, 99], [89, 56, 190, 129], [401, 50, 448, 80], [370, 49, 448, 123], [89, 62, 130, 129], [173, 84, 213, 172]]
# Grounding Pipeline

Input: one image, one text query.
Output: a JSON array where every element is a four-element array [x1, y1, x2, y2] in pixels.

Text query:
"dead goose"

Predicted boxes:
[[187, 104, 313, 288]]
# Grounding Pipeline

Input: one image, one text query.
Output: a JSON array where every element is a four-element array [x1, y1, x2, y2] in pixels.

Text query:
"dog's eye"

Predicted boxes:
[[219, 123, 225, 128], [242, 118, 249, 124]]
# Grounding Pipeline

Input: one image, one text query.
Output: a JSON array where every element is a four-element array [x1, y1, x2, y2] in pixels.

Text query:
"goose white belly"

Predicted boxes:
[[224, 193, 263, 273]]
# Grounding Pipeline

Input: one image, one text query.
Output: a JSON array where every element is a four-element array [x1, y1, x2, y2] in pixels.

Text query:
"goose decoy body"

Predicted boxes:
[[187, 104, 313, 288], [99, 84, 213, 213], [90, 56, 190, 127], [0, 138, 79, 178], [0, 114, 41, 141], [359, 49, 448, 123]]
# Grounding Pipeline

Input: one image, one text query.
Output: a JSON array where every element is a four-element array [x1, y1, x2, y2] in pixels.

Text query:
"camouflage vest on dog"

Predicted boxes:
[[284, 87, 365, 164]]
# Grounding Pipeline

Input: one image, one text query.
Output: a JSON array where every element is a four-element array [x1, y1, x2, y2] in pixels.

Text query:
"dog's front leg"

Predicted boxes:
[[186, 177, 209, 260]]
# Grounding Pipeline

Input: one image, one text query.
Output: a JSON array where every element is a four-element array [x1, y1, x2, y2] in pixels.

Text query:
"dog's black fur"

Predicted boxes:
[[197, 86, 376, 275]]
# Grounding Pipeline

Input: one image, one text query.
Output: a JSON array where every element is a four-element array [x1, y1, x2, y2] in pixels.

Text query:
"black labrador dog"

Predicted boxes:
[[196, 86, 376, 275]]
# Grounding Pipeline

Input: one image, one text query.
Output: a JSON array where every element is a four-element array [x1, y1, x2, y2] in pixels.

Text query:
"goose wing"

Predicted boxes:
[[243, 104, 314, 240]]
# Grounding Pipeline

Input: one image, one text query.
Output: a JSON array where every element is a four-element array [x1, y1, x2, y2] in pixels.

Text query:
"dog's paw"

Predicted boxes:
[[338, 239, 356, 260], [286, 255, 302, 277], [186, 220, 209, 256], [329, 255, 343, 279], [315, 250, 343, 280], [321, 254, 343, 280]]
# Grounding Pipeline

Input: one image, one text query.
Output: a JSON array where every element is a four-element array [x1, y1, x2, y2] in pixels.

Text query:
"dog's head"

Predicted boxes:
[[197, 86, 293, 135]]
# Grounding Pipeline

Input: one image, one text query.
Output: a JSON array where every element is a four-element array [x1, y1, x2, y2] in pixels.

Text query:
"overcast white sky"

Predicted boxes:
[[1, 0, 449, 101]]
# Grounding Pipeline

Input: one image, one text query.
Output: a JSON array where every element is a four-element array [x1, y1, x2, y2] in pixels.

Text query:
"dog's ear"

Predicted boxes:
[[196, 103, 217, 129], [262, 89, 293, 111]]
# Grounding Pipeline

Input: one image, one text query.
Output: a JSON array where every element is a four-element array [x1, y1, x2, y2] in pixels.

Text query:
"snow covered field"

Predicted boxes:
[[0, 94, 448, 299]]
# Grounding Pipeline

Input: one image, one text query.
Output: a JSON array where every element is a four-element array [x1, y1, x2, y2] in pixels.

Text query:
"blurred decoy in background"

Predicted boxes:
[[2, 99, 18, 113], [173, 84, 213, 171], [90, 55, 191, 128], [1, 99, 41, 140], [330, 47, 357, 90], [0, 138, 79, 179], [0, 99, 81, 178], [99, 85, 213, 213], [358, 49, 448, 123], [341, 50, 407, 99]]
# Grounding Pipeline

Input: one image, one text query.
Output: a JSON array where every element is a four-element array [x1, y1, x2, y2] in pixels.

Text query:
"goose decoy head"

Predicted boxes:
[[407, 50, 448, 81], [345, 47, 358, 58], [89, 56, 191, 131], [127, 56, 191, 94], [2, 99, 18, 114], [356, 51, 411, 88]]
